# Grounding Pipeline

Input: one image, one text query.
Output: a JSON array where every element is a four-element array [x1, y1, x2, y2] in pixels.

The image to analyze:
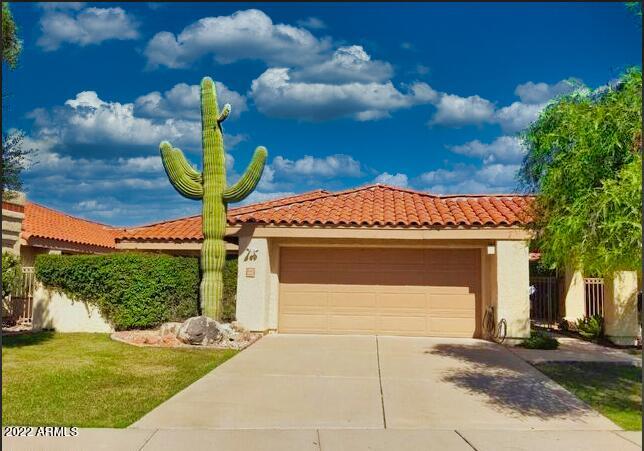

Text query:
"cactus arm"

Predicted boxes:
[[160, 141, 203, 200], [217, 103, 231, 124], [222, 146, 268, 203]]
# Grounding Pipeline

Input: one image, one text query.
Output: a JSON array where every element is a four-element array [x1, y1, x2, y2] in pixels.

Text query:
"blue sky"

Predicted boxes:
[[3, 2, 641, 226]]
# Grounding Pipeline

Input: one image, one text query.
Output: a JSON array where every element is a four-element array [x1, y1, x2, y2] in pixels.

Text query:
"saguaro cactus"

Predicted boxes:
[[160, 77, 267, 319]]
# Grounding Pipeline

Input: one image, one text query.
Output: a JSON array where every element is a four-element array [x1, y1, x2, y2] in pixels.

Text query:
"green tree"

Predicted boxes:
[[2, 3, 22, 69], [2, 130, 30, 198], [519, 68, 642, 276], [2, 2, 29, 200]]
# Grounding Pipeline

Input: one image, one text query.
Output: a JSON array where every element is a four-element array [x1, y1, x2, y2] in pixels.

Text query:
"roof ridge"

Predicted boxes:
[[234, 184, 441, 214], [439, 193, 534, 199], [124, 213, 201, 231], [26, 201, 118, 230], [227, 189, 332, 215]]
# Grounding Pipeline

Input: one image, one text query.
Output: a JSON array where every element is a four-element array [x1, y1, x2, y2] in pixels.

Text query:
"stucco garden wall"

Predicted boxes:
[[604, 271, 640, 346], [32, 283, 113, 333], [493, 240, 530, 338]]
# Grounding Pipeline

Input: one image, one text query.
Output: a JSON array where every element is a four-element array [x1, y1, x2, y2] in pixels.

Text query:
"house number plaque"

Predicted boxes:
[[245, 268, 256, 278]]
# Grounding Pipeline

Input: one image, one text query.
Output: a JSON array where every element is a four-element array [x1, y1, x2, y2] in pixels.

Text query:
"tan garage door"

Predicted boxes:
[[279, 247, 481, 337]]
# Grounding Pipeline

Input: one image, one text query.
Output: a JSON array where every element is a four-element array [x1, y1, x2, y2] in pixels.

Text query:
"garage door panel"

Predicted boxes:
[[428, 317, 476, 336], [328, 292, 377, 309], [378, 292, 427, 310], [279, 314, 328, 332], [376, 315, 427, 335], [279, 247, 480, 337], [428, 294, 476, 310], [329, 315, 377, 332]]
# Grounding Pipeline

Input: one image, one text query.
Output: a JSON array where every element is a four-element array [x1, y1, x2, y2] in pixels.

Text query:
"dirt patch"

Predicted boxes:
[[111, 328, 262, 350]]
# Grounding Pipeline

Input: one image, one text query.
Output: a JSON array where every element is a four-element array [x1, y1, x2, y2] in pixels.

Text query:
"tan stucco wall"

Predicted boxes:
[[20, 245, 50, 267], [563, 267, 585, 322], [604, 271, 640, 346], [494, 240, 530, 338], [235, 236, 273, 331], [32, 283, 113, 333]]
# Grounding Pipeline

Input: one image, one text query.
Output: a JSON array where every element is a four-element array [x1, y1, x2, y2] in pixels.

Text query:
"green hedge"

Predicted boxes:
[[221, 257, 237, 322], [35, 253, 238, 330]]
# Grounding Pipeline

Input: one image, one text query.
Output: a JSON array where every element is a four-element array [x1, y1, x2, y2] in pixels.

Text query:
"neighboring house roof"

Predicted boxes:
[[227, 184, 534, 227], [21, 185, 534, 249], [22, 202, 118, 249]]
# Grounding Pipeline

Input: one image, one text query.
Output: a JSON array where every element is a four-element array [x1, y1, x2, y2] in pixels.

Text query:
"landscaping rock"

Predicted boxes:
[[159, 322, 182, 337], [203, 318, 222, 345], [215, 321, 238, 342], [177, 316, 208, 345]]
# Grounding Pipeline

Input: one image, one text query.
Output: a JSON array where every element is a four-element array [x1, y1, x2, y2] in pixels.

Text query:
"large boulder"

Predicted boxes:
[[177, 316, 223, 345], [177, 316, 207, 345]]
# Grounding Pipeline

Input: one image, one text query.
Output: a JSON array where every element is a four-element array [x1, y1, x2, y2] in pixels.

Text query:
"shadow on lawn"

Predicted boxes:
[[2, 331, 56, 348], [426, 343, 594, 420]]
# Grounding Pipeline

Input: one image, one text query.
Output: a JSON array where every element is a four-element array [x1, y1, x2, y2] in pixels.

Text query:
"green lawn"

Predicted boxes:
[[536, 362, 642, 430], [2, 332, 237, 427]]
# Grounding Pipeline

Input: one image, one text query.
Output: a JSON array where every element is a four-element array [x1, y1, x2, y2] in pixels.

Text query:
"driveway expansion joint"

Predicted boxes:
[[455, 430, 479, 450], [375, 335, 387, 429], [137, 428, 158, 451]]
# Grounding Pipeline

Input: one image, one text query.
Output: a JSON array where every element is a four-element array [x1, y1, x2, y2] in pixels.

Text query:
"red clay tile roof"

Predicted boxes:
[[23, 186, 534, 246], [118, 215, 202, 241], [22, 202, 119, 249], [227, 184, 534, 227], [117, 190, 333, 241]]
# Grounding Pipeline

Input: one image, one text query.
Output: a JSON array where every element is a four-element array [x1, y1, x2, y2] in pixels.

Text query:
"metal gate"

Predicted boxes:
[[530, 276, 561, 325], [7, 267, 35, 324], [583, 277, 604, 317]]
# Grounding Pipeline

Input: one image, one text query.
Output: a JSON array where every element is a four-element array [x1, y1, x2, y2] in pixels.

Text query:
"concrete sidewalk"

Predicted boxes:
[[508, 334, 642, 366], [4, 428, 641, 450]]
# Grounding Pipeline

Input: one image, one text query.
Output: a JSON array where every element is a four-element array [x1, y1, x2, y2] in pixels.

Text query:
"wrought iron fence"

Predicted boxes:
[[530, 276, 561, 325], [583, 277, 604, 317]]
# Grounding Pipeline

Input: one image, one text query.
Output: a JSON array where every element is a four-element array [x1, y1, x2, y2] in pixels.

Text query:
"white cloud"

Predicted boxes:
[[449, 136, 526, 164], [514, 79, 578, 104], [37, 91, 201, 149], [416, 163, 520, 194], [374, 172, 409, 187], [493, 101, 544, 134], [297, 17, 326, 30], [240, 190, 297, 206], [417, 167, 469, 186], [250, 68, 435, 121], [144, 9, 330, 69], [37, 3, 86, 11], [134, 81, 247, 120], [291, 46, 393, 84], [272, 154, 362, 178], [37, 6, 139, 51], [117, 156, 163, 173], [430, 93, 496, 126]]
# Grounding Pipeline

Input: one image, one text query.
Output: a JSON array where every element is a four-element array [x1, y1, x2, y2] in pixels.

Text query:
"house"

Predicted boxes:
[[4, 184, 639, 344]]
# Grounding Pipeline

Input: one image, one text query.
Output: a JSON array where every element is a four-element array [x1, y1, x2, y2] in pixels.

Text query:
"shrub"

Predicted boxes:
[[222, 257, 237, 322], [558, 318, 571, 332], [35, 253, 200, 330], [517, 331, 560, 350], [2, 251, 21, 298], [576, 314, 604, 340]]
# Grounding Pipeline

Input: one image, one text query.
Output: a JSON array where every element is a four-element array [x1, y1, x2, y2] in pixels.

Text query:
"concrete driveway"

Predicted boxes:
[[133, 334, 617, 431]]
